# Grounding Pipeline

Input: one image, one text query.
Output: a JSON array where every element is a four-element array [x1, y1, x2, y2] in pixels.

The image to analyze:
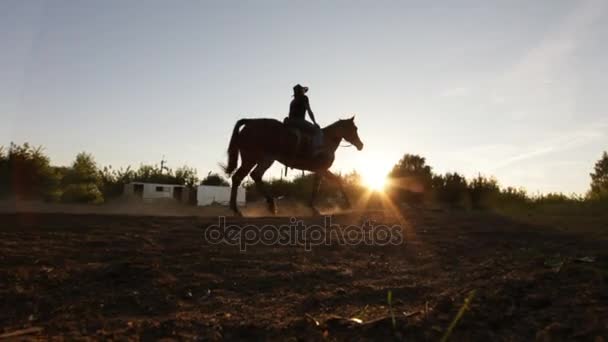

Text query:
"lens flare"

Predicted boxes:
[[361, 167, 388, 191]]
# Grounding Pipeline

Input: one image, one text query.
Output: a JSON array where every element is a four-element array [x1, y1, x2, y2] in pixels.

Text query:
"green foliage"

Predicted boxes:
[[244, 172, 358, 205], [60, 152, 103, 203], [536, 192, 579, 205], [175, 166, 199, 187], [1, 144, 202, 202], [246, 174, 317, 201], [589, 151, 608, 200], [468, 175, 500, 209], [99, 165, 135, 198], [389, 154, 433, 178], [341, 170, 367, 203], [387, 290, 396, 329], [61, 183, 104, 204], [201, 172, 229, 186], [63, 152, 101, 186], [500, 186, 529, 203], [132, 164, 176, 184], [99, 163, 199, 199], [432, 172, 468, 208], [3, 142, 607, 214], [0, 143, 61, 200], [388, 154, 433, 204], [125, 163, 198, 186], [440, 290, 476, 342]]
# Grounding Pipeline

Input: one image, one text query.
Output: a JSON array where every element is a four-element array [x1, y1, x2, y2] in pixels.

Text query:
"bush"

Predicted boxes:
[[58, 152, 104, 203], [98, 163, 200, 199], [175, 166, 199, 187], [0, 143, 61, 200], [61, 183, 104, 204], [201, 172, 229, 186], [588, 151, 608, 200], [244, 172, 355, 205], [387, 154, 433, 204], [99, 166, 135, 199], [468, 175, 500, 209], [433, 173, 468, 208]]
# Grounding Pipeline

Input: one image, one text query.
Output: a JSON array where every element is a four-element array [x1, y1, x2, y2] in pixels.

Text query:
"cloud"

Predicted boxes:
[[489, 0, 607, 114], [447, 119, 608, 178], [491, 122, 606, 171]]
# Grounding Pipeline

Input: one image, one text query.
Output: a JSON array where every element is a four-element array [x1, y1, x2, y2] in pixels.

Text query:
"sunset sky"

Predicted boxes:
[[2, 0, 607, 194]]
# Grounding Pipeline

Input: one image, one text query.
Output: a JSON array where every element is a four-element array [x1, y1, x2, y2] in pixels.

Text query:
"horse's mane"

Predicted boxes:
[[323, 118, 349, 130]]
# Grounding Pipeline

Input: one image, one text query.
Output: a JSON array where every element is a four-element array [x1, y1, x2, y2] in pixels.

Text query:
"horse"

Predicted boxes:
[[223, 116, 364, 216]]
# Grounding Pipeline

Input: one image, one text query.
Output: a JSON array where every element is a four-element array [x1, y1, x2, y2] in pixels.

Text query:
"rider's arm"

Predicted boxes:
[[306, 97, 318, 125]]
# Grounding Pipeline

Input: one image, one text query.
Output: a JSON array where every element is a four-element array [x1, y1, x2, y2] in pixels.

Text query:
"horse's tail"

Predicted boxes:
[[223, 119, 249, 176]]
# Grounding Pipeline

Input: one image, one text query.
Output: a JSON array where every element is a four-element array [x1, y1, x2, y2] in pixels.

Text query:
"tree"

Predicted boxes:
[[0, 143, 61, 200], [433, 172, 468, 207], [388, 154, 434, 203], [589, 151, 608, 200], [468, 174, 499, 209], [63, 152, 101, 185], [175, 166, 199, 187], [99, 165, 135, 198], [133, 164, 176, 184], [201, 172, 229, 186], [61, 152, 103, 203], [389, 154, 433, 179]]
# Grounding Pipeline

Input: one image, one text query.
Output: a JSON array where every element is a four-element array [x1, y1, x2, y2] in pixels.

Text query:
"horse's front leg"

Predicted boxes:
[[309, 173, 322, 216]]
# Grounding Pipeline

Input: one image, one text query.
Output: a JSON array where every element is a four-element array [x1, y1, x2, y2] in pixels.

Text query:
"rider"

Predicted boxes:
[[287, 84, 323, 155]]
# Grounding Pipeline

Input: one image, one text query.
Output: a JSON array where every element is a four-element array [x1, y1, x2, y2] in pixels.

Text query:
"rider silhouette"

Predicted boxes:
[[287, 84, 323, 155], [289, 84, 317, 125]]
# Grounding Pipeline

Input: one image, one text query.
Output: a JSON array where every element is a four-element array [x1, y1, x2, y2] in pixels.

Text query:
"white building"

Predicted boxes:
[[123, 182, 187, 202], [197, 185, 245, 206]]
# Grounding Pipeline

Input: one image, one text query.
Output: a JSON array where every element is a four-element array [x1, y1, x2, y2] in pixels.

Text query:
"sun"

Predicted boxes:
[[350, 153, 392, 192], [361, 167, 388, 192]]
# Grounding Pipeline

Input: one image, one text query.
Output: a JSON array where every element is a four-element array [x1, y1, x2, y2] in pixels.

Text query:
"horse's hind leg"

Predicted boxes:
[[250, 158, 276, 214], [230, 160, 255, 216]]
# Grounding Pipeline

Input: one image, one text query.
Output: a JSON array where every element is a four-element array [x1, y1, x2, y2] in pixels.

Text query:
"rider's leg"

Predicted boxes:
[[287, 119, 323, 156], [313, 126, 323, 149], [298, 121, 323, 153]]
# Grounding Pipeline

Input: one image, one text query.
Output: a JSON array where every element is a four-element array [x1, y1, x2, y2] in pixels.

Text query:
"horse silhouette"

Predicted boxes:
[[224, 116, 364, 216]]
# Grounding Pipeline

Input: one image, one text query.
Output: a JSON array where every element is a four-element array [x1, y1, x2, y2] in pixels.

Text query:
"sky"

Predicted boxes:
[[1, 0, 607, 195]]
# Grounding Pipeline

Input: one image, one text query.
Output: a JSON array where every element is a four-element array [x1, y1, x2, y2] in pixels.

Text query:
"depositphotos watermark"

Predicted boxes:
[[203, 216, 404, 251]]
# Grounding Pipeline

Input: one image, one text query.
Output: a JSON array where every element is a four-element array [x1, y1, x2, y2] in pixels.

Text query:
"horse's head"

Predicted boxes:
[[338, 116, 364, 151]]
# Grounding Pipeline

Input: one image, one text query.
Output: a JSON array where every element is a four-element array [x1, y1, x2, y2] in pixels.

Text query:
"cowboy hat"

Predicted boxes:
[[293, 84, 309, 94]]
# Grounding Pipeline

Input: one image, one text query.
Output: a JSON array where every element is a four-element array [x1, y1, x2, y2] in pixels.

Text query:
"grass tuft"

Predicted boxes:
[[440, 290, 476, 342]]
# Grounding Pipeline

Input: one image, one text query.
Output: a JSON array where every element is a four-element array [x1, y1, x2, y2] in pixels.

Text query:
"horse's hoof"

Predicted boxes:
[[311, 207, 321, 216], [233, 210, 243, 217], [268, 200, 278, 215]]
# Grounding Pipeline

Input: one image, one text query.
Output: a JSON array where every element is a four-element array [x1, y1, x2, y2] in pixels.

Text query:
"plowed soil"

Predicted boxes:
[[1, 208, 606, 341]]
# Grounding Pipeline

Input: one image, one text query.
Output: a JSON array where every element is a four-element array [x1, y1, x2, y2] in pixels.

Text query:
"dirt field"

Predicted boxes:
[[1, 206, 607, 341]]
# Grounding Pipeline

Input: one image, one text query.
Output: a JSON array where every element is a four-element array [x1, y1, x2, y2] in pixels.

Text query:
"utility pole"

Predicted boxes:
[[160, 155, 168, 174]]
